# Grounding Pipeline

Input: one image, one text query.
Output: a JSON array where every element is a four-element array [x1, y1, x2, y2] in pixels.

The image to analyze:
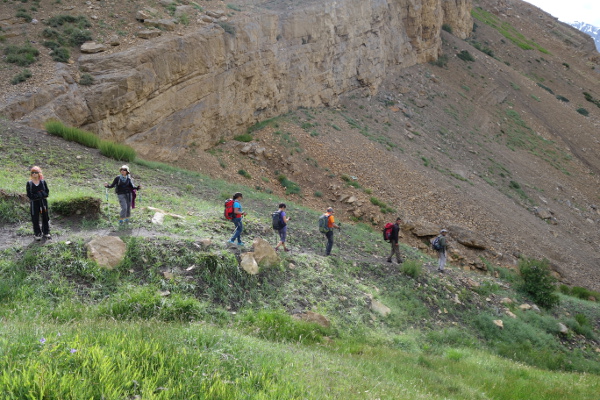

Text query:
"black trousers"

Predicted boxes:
[[31, 201, 49, 235]]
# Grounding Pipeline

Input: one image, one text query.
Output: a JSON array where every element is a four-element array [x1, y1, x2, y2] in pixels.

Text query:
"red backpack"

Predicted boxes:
[[383, 223, 394, 242], [224, 199, 235, 220]]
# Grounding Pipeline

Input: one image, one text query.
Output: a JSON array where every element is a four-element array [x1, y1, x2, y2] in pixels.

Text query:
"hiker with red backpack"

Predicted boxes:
[[226, 192, 247, 246], [273, 203, 291, 252], [384, 217, 403, 264]]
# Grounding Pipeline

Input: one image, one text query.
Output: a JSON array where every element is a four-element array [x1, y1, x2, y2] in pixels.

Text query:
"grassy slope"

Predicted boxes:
[[0, 121, 599, 399]]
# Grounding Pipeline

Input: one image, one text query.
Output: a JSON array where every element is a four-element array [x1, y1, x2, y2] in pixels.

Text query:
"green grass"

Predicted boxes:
[[472, 7, 550, 54], [3, 44, 39, 66], [0, 120, 599, 398], [45, 120, 100, 148]]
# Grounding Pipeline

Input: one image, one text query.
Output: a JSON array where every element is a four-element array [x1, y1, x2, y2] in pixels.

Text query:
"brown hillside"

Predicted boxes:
[[1, 0, 600, 290]]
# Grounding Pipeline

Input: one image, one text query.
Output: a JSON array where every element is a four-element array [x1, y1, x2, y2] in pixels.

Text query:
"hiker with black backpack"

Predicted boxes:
[[385, 217, 403, 264], [227, 192, 247, 246], [432, 228, 449, 273], [319, 207, 339, 256], [104, 165, 141, 225], [26, 166, 51, 241], [273, 203, 291, 252]]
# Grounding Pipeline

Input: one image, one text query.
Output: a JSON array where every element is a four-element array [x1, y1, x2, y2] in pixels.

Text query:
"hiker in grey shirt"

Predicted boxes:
[[436, 229, 448, 272]]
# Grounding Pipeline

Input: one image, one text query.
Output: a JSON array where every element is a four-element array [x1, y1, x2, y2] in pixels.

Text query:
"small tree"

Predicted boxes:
[[519, 257, 559, 309]]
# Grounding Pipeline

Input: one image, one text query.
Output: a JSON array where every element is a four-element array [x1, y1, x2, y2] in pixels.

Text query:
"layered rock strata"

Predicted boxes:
[[1, 0, 472, 160]]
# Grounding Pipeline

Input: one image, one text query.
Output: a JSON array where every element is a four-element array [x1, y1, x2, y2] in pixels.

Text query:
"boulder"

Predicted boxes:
[[80, 42, 108, 54], [152, 212, 165, 225], [137, 30, 162, 39], [293, 311, 330, 328], [519, 304, 532, 311], [240, 252, 259, 275], [252, 238, 280, 267], [143, 19, 177, 31], [493, 320, 504, 329], [448, 225, 488, 250], [371, 300, 391, 317], [86, 236, 126, 269], [411, 222, 440, 237], [558, 322, 568, 334]]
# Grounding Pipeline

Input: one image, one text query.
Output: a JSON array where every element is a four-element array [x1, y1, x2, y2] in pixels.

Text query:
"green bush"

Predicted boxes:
[[571, 286, 600, 301], [217, 21, 235, 35], [277, 174, 301, 195], [42, 40, 61, 50], [537, 83, 554, 94], [50, 47, 70, 62], [52, 196, 102, 218], [99, 140, 136, 162], [237, 169, 251, 179], [457, 50, 475, 62], [3, 44, 39, 66], [15, 10, 33, 22], [430, 54, 448, 68], [555, 95, 569, 103], [79, 73, 94, 86], [518, 258, 559, 309], [400, 259, 422, 278], [576, 108, 589, 116], [10, 69, 32, 85], [46, 15, 91, 29], [441, 23, 453, 34], [234, 133, 253, 142]]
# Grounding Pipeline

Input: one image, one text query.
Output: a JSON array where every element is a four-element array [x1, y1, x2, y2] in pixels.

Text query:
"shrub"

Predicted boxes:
[[50, 47, 70, 62], [42, 40, 61, 50], [65, 27, 92, 46], [277, 174, 301, 195], [518, 258, 559, 309], [3, 44, 39, 66], [16, 10, 33, 22], [10, 69, 32, 85], [400, 259, 422, 278], [571, 286, 600, 301], [314, 191, 323, 198], [238, 309, 332, 344], [217, 21, 235, 35], [576, 107, 589, 116], [457, 50, 475, 62], [79, 73, 94, 86], [430, 54, 448, 68], [537, 83, 554, 94], [52, 196, 101, 218], [99, 140, 136, 162], [233, 133, 253, 142], [441, 23, 453, 34], [555, 95, 569, 103], [46, 15, 91, 29], [237, 169, 251, 179]]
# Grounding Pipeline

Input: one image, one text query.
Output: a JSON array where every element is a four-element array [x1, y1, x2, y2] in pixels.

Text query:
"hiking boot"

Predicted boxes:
[[284, 248, 290, 252], [237, 242, 245, 246], [44, 234, 52, 239], [34, 234, 42, 241], [227, 240, 236, 245], [387, 259, 392, 263]]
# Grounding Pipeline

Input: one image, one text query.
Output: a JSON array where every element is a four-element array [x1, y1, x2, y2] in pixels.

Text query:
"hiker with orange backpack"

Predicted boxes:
[[385, 217, 403, 264], [226, 192, 247, 246]]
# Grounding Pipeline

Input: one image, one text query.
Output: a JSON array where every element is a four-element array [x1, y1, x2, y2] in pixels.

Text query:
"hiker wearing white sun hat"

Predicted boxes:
[[104, 165, 141, 225]]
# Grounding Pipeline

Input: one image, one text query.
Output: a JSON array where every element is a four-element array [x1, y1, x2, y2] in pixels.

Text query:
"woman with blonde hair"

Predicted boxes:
[[26, 166, 51, 240]]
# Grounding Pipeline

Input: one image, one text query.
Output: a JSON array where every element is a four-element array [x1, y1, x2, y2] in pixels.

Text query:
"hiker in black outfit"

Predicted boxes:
[[104, 165, 141, 225], [26, 166, 51, 240], [387, 217, 403, 264], [274, 203, 291, 252]]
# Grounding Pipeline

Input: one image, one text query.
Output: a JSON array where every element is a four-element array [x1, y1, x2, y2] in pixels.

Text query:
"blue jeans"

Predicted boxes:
[[230, 218, 243, 243]]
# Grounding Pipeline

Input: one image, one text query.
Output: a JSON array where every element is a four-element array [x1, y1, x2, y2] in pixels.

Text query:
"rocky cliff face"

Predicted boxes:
[[1, 0, 472, 160]]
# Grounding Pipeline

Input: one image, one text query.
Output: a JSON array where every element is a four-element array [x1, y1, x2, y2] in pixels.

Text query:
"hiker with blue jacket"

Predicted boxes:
[[26, 166, 51, 240], [274, 203, 291, 252], [104, 165, 141, 225], [228, 192, 247, 246], [387, 217, 403, 264]]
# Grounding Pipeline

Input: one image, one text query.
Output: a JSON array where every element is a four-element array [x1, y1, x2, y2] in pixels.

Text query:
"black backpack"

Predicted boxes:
[[431, 236, 443, 251], [272, 210, 285, 230]]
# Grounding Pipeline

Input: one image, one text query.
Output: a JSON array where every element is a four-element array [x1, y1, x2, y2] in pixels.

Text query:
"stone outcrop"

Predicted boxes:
[[0, 0, 472, 161], [86, 236, 126, 269]]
